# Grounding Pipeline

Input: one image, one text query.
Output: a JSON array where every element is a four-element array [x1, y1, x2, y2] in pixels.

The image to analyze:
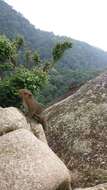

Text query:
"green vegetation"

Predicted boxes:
[[0, 0, 107, 105], [0, 34, 72, 107], [39, 68, 102, 105], [0, 35, 24, 79]]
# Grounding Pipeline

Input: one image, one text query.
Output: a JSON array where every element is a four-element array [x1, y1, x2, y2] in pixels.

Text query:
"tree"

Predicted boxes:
[[0, 35, 14, 63], [43, 42, 72, 72], [13, 35, 24, 51], [0, 35, 24, 79], [24, 50, 32, 68], [52, 42, 72, 62], [0, 35, 72, 107], [24, 41, 72, 73], [33, 51, 41, 66]]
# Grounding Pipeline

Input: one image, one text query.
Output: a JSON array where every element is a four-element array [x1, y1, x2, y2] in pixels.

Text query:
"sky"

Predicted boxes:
[[5, 0, 107, 51]]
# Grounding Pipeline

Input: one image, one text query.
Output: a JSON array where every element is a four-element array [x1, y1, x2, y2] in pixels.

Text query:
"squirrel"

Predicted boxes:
[[19, 89, 47, 129]]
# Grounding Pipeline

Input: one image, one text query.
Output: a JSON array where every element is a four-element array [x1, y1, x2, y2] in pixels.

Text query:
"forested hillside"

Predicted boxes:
[[1, 0, 107, 104]]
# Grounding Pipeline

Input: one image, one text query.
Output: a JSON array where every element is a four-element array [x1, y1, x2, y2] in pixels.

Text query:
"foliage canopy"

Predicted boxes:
[[0, 34, 72, 107]]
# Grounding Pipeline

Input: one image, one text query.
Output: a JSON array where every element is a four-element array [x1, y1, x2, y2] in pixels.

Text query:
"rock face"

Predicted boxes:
[[75, 183, 107, 190], [0, 129, 71, 190], [45, 72, 107, 187], [0, 107, 29, 134], [0, 107, 47, 144]]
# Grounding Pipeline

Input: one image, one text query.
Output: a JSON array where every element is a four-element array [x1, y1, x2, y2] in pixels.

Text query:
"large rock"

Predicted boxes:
[[75, 183, 107, 190], [0, 107, 47, 144], [0, 107, 29, 134], [45, 72, 107, 187], [0, 129, 71, 190]]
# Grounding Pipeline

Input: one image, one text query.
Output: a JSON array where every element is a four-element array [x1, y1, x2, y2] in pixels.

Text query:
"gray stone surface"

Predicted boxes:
[[0, 129, 71, 190], [75, 183, 107, 190], [0, 107, 29, 135], [44, 72, 107, 187], [0, 107, 47, 144]]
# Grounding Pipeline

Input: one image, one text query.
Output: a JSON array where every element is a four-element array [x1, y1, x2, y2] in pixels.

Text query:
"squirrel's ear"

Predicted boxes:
[[28, 91, 32, 97], [28, 94, 32, 97]]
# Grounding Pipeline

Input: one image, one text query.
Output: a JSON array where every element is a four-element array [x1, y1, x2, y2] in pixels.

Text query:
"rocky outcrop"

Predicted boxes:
[[45, 72, 107, 187], [0, 72, 107, 189], [75, 183, 107, 190], [0, 129, 71, 190], [0, 107, 47, 144]]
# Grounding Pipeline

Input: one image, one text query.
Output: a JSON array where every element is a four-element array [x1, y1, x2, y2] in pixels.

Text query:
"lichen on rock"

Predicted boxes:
[[45, 72, 107, 187]]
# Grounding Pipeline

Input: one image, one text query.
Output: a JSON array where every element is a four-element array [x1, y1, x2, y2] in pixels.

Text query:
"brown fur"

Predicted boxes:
[[19, 89, 47, 129]]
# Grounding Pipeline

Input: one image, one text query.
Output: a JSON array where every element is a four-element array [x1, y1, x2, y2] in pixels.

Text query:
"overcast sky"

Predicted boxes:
[[5, 0, 107, 51]]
